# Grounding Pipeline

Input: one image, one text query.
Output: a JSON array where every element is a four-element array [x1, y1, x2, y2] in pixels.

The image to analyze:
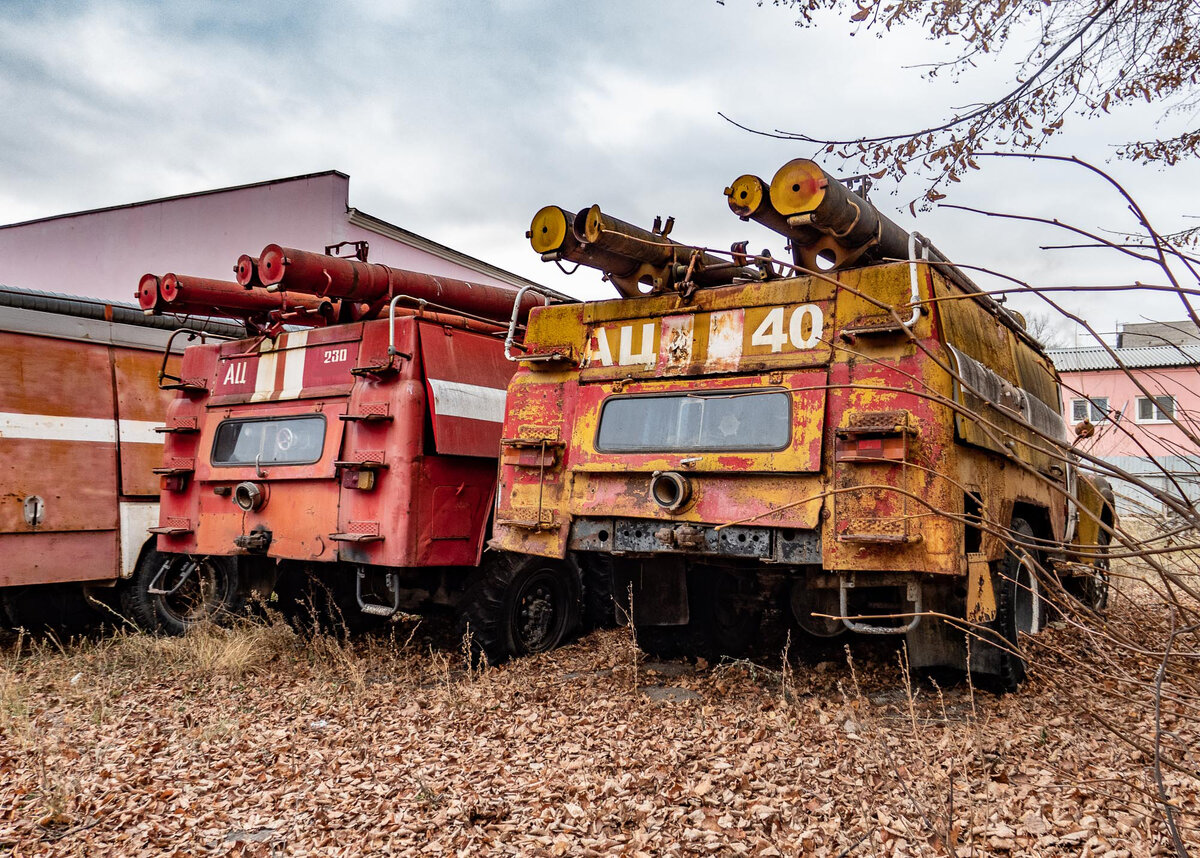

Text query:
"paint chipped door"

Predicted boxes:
[[417, 322, 516, 458]]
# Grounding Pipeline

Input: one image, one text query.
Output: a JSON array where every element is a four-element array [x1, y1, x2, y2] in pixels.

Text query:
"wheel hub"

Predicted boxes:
[[515, 577, 559, 650]]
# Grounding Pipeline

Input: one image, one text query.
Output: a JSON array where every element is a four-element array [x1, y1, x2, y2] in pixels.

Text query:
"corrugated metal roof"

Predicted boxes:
[[1048, 344, 1200, 371], [0, 283, 246, 336]]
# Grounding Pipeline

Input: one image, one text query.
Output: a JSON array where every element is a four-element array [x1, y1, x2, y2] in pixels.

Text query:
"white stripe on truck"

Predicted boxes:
[[426, 379, 507, 423], [0, 412, 163, 444]]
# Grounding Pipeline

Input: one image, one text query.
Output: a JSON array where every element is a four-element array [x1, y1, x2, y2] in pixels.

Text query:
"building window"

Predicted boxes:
[[1136, 396, 1175, 423], [1070, 397, 1109, 422]]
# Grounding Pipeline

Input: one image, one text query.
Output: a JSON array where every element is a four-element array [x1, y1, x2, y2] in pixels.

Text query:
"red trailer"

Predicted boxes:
[[0, 285, 242, 631], [150, 247, 582, 660]]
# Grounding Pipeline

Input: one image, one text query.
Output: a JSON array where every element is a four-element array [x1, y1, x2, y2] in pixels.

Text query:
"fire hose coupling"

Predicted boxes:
[[649, 471, 692, 512], [233, 481, 268, 512]]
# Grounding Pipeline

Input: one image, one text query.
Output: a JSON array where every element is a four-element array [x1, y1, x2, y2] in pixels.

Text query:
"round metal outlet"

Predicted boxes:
[[649, 471, 691, 512], [233, 481, 268, 512]]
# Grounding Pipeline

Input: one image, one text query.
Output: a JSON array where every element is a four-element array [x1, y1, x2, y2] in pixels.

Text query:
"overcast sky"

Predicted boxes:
[[2, 0, 1197, 345]]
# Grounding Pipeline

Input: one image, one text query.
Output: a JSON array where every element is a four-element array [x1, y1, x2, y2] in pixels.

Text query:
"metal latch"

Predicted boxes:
[[654, 524, 705, 550], [234, 526, 273, 552]]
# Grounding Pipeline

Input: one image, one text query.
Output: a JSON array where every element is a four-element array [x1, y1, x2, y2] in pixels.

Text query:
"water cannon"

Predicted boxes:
[[727, 159, 911, 272], [234, 254, 263, 289], [136, 271, 335, 333], [528, 204, 755, 298]]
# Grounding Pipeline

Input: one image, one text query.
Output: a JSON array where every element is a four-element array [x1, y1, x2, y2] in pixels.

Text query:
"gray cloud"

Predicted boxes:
[[0, 0, 1196, 323]]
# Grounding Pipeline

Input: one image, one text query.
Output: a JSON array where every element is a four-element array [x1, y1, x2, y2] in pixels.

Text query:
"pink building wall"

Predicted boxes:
[[1058, 365, 1200, 459], [0, 172, 530, 305]]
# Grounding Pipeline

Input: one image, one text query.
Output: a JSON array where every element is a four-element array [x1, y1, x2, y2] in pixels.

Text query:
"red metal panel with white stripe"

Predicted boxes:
[[417, 321, 516, 458], [0, 333, 119, 537]]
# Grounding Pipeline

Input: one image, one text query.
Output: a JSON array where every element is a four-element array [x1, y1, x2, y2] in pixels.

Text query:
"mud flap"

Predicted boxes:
[[967, 552, 997, 624], [618, 558, 689, 626]]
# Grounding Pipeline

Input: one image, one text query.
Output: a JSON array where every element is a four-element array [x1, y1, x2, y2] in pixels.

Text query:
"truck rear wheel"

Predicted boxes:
[[457, 554, 582, 664], [0, 584, 98, 635], [121, 550, 243, 635], [580, 555, 618, 631], [976, 517, 1041, 692]]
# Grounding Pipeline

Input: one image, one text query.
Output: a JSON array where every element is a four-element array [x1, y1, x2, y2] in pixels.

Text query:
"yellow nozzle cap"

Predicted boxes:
[[530, 205, 571, 254], [769, 159, 828, 216], [725, 174, 766, 218], [580, 204, 605, 244]]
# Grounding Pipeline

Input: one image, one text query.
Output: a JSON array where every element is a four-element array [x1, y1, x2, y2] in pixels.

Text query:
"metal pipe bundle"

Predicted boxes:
[[137, 271, 334, 326], [255, 244, 545, 324], [234, 254, 264, 289], [528, 204, 754, 297], [758, 158, 911, 271]]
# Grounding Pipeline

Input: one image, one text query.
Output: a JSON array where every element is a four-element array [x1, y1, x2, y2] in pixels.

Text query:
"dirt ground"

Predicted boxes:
[[1, 584, 1197, 857]]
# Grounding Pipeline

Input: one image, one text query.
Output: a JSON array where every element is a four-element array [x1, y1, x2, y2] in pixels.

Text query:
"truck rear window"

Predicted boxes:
[[596, 390, 790, 452], [211, 415, 326, 466]]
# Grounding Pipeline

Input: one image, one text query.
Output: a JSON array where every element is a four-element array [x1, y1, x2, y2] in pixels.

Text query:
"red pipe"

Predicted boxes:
[[161, 273, 332, 319], [256, 244, 544, 323]]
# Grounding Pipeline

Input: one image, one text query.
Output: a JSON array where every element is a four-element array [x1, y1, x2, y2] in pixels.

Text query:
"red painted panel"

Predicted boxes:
[[213, 352, 259, 397], [0, 332, 115, 418], [302, 335, 360, 389], [418, 322, 516, 458], [415, 457, 497, 566], [113, 349, 177, 497], [0, 531, 118, 586], [0, 438, 118, 533]]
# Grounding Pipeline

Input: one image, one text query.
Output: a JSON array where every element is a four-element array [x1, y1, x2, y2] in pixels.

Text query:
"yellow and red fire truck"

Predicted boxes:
[[493, 159, 1115, 688]]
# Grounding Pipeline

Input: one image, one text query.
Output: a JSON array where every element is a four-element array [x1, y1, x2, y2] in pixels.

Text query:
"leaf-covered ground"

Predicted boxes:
[[1, 583, 1196, 857]]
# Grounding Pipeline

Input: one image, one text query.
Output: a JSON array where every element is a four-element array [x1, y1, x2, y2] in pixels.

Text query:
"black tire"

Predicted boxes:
[[120, 550, 243, 635], [977, 518, 1042, 693], [457, 553, 582, 665], [636, 567, 762, 661], [581, 555, 618, 631]]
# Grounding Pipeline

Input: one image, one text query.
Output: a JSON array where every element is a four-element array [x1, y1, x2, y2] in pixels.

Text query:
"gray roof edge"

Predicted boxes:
[[0, 171, 350, 230], [347, 208, 552, 294]]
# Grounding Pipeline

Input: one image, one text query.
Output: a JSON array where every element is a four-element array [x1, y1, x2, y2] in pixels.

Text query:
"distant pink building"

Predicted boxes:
[[0, 171, 539, 304], [1049, 344, 1200, 515]]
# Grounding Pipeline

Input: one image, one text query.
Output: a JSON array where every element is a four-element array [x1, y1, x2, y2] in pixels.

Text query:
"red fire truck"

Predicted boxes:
[[148, 246, 584, 660], [0, 285, 241, 632]]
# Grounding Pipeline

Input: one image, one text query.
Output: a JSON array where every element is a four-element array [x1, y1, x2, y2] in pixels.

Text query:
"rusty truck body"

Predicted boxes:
[[0, 285, 240, 631], [492, 158, 1114, 688], [149, 245, 581, 659]]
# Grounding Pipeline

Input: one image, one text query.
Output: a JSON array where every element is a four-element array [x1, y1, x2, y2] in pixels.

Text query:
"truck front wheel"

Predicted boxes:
[[121, 550, 243, 635]]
